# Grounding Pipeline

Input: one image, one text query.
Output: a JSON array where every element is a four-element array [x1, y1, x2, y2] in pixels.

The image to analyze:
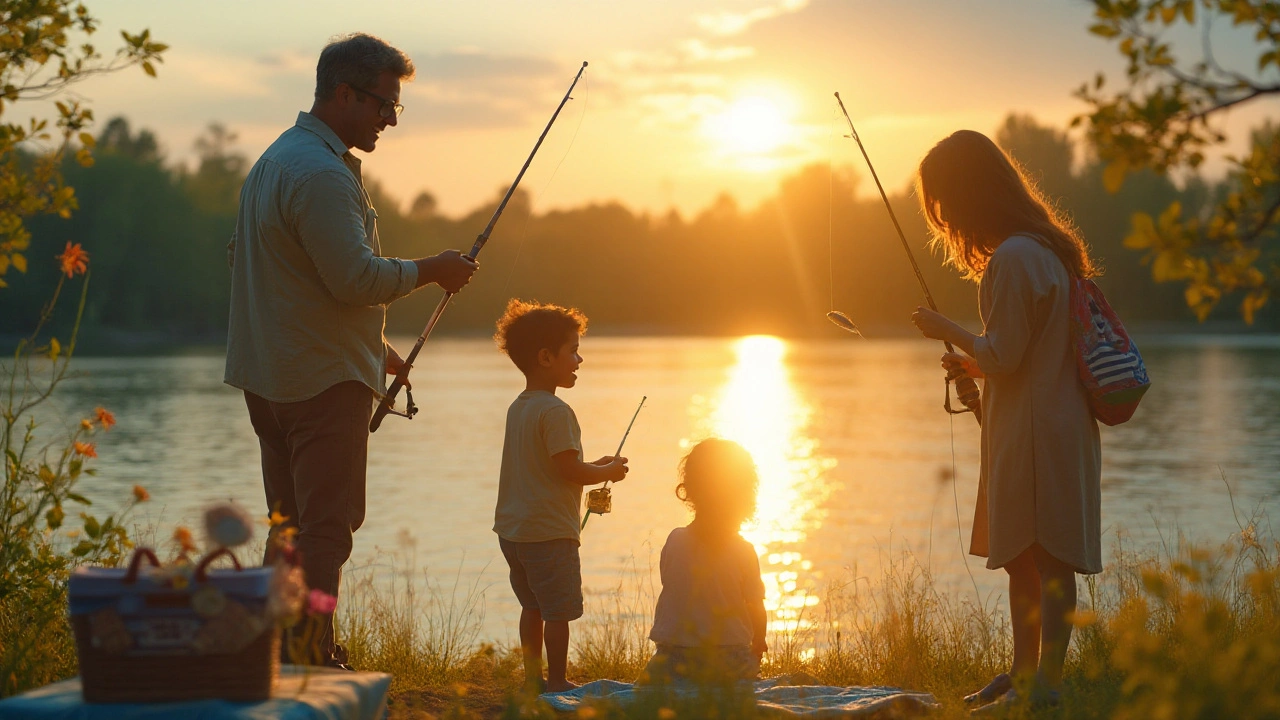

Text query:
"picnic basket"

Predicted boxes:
[[69, 546, 279, 703]]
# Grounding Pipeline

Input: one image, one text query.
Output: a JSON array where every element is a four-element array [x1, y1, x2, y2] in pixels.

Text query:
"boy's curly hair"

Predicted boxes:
[[494, 298, 588, 374], [676, 438, 759, 528]]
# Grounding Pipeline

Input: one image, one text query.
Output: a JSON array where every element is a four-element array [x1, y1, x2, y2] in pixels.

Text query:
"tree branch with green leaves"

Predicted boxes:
[[1075, 0, 1280, 323]]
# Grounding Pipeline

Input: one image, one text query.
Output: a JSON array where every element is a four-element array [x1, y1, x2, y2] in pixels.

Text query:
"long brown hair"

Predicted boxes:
[[916, 130, 1098, 282]]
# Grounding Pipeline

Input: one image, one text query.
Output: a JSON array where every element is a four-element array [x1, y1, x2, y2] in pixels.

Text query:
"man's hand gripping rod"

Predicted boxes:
[[371, 61, 589, 432], [834, 92, 982, 425]]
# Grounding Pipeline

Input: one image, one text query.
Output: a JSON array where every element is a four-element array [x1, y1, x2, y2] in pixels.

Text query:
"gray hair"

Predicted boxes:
[[315, 33, 415, 101]]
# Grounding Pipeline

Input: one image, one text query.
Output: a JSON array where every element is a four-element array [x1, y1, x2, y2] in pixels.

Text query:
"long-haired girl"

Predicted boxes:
[[910, 130, 1102, 712]]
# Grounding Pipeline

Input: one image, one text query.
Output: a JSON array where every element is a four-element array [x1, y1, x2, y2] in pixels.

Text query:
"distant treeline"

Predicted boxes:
[[4, 114, 1272, 348]]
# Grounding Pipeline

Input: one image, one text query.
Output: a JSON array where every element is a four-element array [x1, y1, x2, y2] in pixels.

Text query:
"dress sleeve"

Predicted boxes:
[[972, 246, 1040, 377], [289, 169, 418, 306]]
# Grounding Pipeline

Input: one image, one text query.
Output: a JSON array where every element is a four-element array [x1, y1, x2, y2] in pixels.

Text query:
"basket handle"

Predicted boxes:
[[122, 547, 162, 583], [194, 547, 243, 582]]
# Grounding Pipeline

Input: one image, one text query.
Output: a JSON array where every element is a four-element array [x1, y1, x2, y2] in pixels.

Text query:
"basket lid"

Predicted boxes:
[[69, 565, 274, 600]]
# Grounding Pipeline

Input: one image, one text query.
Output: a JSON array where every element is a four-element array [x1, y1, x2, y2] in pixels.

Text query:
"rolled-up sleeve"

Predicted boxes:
[[290, 169, 417, 306], [973, 250, 1036, 377]]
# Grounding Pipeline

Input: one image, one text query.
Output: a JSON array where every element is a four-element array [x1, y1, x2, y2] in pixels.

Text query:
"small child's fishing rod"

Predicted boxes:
[[582, 395, 646, 530], [833, 92, 982, 425], [370, 61, 590, 432]]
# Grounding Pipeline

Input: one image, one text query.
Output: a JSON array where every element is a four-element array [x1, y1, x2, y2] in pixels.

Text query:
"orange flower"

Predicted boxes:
[[56, 242, 89, 278], [72, 441, 97, 458], [132, 485, 150, 502], [80, 419, 93, 431], [268, 510, 289, 527], [173, 526, 198, 554], [94, 407, 116, 429]]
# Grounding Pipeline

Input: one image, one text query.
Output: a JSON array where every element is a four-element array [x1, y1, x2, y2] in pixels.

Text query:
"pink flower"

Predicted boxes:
[[307, 589, 337, 615]]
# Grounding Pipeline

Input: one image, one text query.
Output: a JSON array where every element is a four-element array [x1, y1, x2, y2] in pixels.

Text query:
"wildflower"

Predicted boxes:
[[268, 510, 289, 527], [132, 485, 150, 502], [57, 242, 89, 278], [203, 502, 254, 548], [94, 407, 116, 429], [576, 707, 598, 719], [658, 709, 677, 720], [72, 441, 97, 458], [80, 418, 93, 431], [307, 588, 337, 615], [173, 526, 198, 554]]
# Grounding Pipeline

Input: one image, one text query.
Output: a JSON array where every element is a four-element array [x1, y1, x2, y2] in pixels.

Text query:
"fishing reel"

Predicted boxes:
[[381, 386, 418, 420], [586, 487, 612, 515]]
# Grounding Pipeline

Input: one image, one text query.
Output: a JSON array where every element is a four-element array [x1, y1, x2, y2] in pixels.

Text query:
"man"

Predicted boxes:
[[225, 33, 478, 667]]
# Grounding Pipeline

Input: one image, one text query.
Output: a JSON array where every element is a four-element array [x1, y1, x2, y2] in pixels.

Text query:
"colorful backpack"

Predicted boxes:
[[1070, 277, 1151, 425]]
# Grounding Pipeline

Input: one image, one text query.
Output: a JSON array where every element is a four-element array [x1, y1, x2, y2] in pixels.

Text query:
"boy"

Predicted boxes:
[[493, 299, 629, 692]]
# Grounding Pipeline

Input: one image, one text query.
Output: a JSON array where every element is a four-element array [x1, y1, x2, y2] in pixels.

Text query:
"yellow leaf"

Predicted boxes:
[[48, 338, 61, 361], [1181, 2, 1194, 23], [1103, 160, 1128, 193], [1125, 212, 1156, 249], [1158, 201, 1182, 231], [11, 253, 25, 273], [1160, 5, 1177, 23], [1152, 250, 1186, 282], [0, 255, 8, 274]]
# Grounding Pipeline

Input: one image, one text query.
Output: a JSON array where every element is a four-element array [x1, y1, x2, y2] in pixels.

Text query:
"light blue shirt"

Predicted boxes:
[[225, 112, 419, 402]]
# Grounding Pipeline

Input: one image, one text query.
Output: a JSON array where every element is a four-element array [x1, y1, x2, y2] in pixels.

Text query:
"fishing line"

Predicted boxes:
[[950, 413, 982, 603], [501, 74, 591, 296], [828, 104, 837, 314]]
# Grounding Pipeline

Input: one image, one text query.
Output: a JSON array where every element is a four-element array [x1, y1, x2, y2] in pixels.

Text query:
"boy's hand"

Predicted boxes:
[[593, 456, 629, 483]]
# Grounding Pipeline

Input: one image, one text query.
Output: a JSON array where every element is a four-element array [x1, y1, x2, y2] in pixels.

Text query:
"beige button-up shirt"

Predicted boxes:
[[225, 112, 419, 403]]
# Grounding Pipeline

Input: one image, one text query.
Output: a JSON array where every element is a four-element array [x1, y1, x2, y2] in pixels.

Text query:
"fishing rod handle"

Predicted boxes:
[[369, 375, 404, 432]]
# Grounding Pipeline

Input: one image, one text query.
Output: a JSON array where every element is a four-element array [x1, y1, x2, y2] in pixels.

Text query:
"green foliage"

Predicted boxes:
[[1076, 0, 1280, 322], [0, 0, 164, 697], [0, 0, 166, 289]]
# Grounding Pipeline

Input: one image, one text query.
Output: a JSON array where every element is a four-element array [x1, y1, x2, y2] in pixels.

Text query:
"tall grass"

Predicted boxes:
[[339, 513, 1280, 719]]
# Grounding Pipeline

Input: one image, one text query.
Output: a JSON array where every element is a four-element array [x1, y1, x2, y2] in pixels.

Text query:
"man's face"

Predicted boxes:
[[546, 336, 582, 389], [345, 70, 401, 153]]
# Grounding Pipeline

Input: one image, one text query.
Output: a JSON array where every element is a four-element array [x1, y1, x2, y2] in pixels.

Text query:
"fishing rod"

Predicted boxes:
[[582, 395, 646, 530], [832, 92, 982, 425], [370, 61, 589, 433]]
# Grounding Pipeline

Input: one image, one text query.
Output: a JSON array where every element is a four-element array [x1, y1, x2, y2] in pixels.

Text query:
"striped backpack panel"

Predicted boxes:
[[1071, 277, 1150, 425]]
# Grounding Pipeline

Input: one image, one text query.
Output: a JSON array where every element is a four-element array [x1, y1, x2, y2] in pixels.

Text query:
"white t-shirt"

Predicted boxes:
[[649, 526, 765, 647], [493, 391, 584, 543]]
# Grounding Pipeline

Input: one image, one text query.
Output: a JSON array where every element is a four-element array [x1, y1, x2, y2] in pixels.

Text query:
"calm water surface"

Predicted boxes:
[[49, 336, 1280, 643]]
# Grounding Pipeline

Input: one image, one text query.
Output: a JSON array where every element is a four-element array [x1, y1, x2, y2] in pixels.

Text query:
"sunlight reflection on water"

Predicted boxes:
[[687, 336, 833, 643]]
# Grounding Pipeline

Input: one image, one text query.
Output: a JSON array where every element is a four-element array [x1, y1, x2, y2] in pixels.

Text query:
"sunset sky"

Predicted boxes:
[[84, 0, 1272, 217]]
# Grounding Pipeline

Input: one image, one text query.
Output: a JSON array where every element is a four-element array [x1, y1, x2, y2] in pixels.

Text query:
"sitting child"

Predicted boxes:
[[492, 299, 629, 693], [643, 438, 767, 684]]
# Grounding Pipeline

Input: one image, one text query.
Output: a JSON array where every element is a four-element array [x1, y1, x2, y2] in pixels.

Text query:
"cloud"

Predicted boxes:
[[398, 50, 571, 130], [695, 0, 809, 36]]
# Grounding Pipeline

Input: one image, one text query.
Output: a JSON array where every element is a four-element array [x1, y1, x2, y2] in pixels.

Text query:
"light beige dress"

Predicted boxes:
[[970, 235, 1102, 574]]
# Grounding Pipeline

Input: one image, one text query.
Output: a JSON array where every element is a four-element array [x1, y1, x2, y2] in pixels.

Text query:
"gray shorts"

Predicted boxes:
[[498, 537, 583, 622]]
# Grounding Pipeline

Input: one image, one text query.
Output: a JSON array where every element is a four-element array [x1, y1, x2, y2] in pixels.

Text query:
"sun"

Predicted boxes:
[[704, 94, 794, 157]]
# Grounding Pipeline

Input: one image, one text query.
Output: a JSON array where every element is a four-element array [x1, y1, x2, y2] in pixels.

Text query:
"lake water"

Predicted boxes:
[[45, 335, 1280, 644]]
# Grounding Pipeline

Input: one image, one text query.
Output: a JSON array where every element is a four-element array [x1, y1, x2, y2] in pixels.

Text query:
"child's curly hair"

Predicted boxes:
[[676, 438, 759, 529], [494, 298, 588, 373]]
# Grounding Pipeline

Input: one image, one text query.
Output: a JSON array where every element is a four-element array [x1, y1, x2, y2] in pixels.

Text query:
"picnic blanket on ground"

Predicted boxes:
[[540, 677, 939, 718]]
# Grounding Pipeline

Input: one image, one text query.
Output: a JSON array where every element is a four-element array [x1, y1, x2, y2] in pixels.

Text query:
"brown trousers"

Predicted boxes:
[[244, 380, 372, 665]]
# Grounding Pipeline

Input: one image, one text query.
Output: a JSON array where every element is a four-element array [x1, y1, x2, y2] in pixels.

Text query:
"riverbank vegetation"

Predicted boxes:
[[323, 513, 1279, 719]]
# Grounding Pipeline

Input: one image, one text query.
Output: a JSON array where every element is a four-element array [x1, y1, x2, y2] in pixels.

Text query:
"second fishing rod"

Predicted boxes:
[[370, 61, 589, 433], [833, 92, 982, 425]]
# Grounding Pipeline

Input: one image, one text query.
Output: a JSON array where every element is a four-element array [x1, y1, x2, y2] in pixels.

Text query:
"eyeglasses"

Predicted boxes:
[[350, 85, 404, 119]]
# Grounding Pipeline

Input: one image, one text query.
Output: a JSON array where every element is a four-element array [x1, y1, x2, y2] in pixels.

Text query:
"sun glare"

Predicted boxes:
[[704, 94, 795, 160]]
